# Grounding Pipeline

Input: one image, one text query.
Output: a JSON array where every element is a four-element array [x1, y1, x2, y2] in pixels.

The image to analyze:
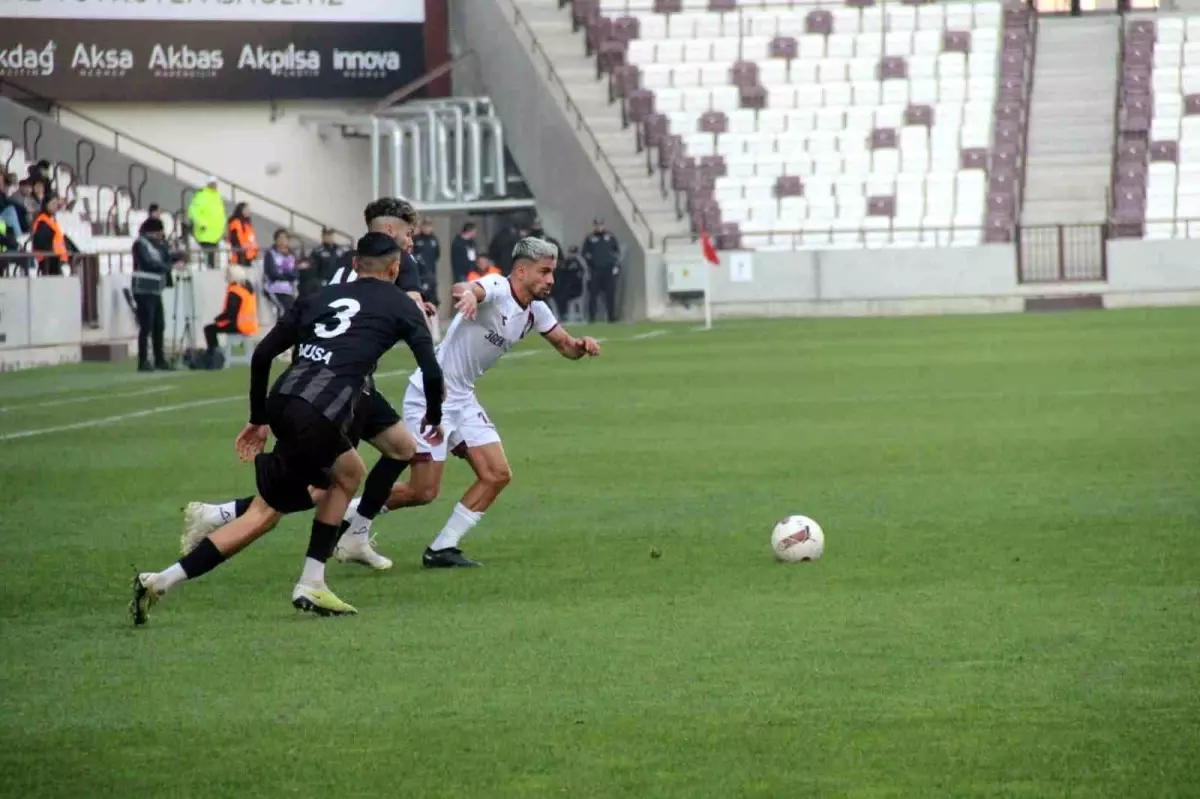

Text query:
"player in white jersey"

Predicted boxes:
[[337, 236, 601, 567]]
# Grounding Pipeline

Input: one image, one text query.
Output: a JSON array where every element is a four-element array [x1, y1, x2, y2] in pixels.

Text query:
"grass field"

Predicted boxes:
[[1, 308, 1198, 798]]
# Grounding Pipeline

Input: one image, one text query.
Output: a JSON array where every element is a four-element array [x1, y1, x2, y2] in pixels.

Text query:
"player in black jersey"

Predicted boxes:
[[178, 198, 434, 571], [131, 232, 444, 625]]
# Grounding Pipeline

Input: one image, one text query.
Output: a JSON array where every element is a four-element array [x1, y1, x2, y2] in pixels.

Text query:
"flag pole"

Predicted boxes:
[[703, 258, 713, 331]]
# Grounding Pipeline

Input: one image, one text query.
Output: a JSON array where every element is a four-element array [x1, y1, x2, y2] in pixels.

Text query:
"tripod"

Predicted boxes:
[[169, 271, 196, 366]]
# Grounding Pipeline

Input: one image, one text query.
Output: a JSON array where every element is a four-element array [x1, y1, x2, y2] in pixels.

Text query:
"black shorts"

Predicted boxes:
[[255, 394, 353, 514], [347, 388, 401, 446]]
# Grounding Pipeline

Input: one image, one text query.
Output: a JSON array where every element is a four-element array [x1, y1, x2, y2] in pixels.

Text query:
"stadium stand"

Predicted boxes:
[[583, 0, 1035, 250], [1116, 14, 1200, 240], [1, 135, 158, 271]]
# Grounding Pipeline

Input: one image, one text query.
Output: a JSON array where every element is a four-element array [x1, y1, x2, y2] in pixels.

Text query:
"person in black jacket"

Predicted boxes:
[[529, 217, 562, 269], [411, 217, 440, 306], [582, 217, 622, 323], [131, 217, 179, 371], [450, 222, 478, 283], [552, 244, 588, 320], [309, 227, 347, 286], [487, 218, 523, 276]]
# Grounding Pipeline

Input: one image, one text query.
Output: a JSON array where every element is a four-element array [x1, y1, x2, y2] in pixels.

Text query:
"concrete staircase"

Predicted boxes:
[[513, 0, 690, 247], [1020, 16, 1121, 226]]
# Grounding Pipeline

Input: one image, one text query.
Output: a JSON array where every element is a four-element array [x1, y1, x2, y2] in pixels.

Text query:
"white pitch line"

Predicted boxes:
[[0, 325, 699, 440], [0, 396, 241, 442], [0, 385, 173, 413]]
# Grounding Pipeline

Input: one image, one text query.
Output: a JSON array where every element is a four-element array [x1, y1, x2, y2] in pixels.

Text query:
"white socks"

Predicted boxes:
[[152, 563, 188, 595], [209, 502, 236, 526], [430, 502, 482, 552], [300, 557, 326, 588]]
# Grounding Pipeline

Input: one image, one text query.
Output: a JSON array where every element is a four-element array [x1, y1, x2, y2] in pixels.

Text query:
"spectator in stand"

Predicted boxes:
[[487, 216, 522, 276], [132, 217, 180, 372], [225, 202, 259, 266], [27, 160, 53, 196], [31, 195, 77, 277], [582, 217, 622, 323], [263, 228, 298, 314], [309, 226, 346, 285], [467, 254, 502, 281], [450, 221, 479, 283], [295, 255, 323, 299], [529, 217, 562, 269], [0, 172, 21, 236], [187, 176, 225, 270], [13, 180, 36, 232], [203, 264, 260, 360], [552, 244, 588, 320], [138, 204, 163, 237], [411, 217, 440, 305]]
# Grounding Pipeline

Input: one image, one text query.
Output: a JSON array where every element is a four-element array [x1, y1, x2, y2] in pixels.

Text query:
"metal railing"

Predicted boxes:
[[498, 0, 657, 248], [1, 77, 353, 244]]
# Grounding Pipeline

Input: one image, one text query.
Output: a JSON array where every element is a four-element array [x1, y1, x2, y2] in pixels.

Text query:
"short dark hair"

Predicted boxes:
[[462, 221, 476, 233], [273, 228, 289, 241], [363, 197, 417, 227], [147, 203, 160, 214]]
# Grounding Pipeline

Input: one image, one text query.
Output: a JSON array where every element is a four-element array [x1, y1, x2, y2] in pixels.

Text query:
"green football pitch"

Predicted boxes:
[[1, 308, 1198, 798]]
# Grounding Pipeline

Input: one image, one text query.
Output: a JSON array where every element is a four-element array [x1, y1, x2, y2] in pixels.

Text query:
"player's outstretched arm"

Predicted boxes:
[[451, 281, 487, 320], [542, 325, 601, 360]]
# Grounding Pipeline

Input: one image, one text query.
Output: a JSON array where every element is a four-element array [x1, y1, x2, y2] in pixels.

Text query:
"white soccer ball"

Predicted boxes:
[[771, 515, 825, 562]]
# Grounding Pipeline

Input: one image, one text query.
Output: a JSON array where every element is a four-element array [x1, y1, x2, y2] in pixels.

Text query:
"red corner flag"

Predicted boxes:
[[700, 231, 720, 266]]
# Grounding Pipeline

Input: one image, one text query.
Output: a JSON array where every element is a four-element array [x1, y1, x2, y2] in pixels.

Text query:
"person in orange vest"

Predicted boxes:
[[226, 202, 259, 266], [465, 254, 502, 282], [203, 264, 259, 364], [30, 194, 76, 276]]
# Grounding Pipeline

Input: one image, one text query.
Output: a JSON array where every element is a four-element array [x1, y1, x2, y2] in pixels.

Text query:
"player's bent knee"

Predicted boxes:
[[415, 483, 440, 505], [481, 466, 512, 490]]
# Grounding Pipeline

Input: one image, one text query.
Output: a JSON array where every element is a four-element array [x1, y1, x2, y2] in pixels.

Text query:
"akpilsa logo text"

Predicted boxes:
[[237, 44, 320, 77]]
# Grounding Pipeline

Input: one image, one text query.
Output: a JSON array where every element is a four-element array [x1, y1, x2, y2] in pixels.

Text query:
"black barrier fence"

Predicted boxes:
[[0, 19, 426, 101]]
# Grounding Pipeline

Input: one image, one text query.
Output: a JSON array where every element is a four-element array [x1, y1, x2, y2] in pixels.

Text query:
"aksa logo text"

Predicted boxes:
[[72, 44, 134, 77]]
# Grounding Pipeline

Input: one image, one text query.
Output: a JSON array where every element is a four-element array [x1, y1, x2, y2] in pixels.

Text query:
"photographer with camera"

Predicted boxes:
[[132, 217, 183, 372]]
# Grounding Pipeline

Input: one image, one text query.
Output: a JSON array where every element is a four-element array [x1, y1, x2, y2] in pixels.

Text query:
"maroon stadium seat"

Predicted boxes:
[[611, 65, 640, 99], [904, 104, 934, 127], [770, 36, 799, 60], [959, 148, 989, 170], [627, 90, 655, 124], [805, 10, 833, 35], [774, 175, 804, 197], [699, 110, 729, 133], [740, 86, 768, 110], [879, 56, 908, 80], [870, 128, 898, 149], [731, 61, 759, 89], [1150, 140, 1179, 163], [868, 196, 896, 217], [700, 154, 727, 178], [943, 31, 972, 54]]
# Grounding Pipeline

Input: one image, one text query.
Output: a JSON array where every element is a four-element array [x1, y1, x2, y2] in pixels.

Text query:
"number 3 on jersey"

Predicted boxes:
[[314, 298, 361, 339]]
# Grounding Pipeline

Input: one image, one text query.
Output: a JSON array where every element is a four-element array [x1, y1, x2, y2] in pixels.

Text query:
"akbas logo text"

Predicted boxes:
[[149, 45, 223, 77], [0, 43, 56, 77], [72, 44, 134, 77], [237, 44, 319, 77]]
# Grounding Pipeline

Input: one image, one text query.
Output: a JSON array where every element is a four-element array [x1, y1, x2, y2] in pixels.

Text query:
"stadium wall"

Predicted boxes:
[[1, 271, 236, 370], [62, 102, 373, 235], [448, 0, 649, 321], [658, 242, 1200, 319]]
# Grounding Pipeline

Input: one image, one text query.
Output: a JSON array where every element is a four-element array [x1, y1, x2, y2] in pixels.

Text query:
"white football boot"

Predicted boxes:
[[334, 513, 393, 571], [181, 502, 231, 555]]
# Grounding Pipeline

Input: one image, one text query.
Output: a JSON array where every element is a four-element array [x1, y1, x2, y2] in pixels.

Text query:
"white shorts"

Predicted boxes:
[[402, 383, 501, 462]]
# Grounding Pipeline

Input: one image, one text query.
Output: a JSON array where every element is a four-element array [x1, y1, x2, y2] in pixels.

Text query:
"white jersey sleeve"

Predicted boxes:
[[531, 300, 558, 334], [477, 274, 508, 303]]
